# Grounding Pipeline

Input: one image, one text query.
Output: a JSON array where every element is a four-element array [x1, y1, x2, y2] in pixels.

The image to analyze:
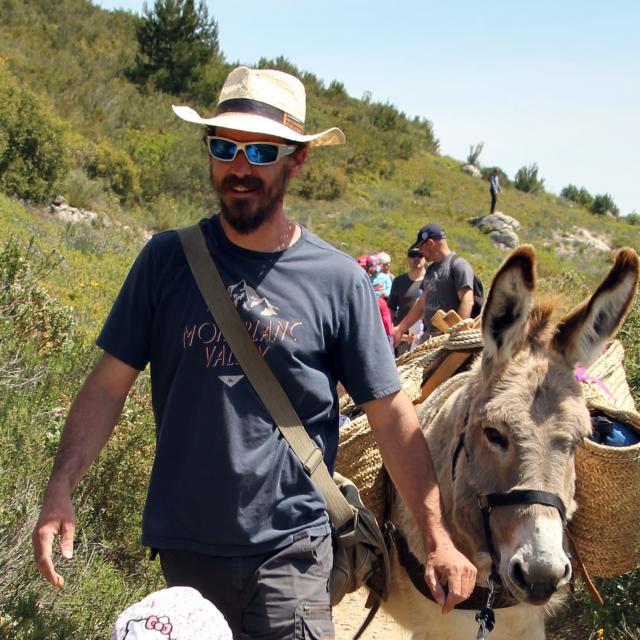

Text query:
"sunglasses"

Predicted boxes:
[[205, 136, 298, 166]]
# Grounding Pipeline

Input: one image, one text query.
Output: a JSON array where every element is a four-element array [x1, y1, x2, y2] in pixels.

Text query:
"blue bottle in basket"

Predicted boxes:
[[590, 414, 640, 447]]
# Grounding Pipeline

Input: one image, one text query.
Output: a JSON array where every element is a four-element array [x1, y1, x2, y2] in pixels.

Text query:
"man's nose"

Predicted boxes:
[[229, 149, 252, 176]]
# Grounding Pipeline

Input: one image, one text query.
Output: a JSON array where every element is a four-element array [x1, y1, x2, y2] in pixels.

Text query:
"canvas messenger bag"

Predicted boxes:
[[177, 224, 390, 606]]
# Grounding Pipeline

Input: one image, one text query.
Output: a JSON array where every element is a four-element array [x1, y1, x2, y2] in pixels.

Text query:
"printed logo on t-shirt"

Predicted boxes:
[[182, 280, 302, 375], [228, 280, 279, 316]]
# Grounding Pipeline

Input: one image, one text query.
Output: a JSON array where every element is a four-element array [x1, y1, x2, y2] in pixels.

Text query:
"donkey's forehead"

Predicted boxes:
[[479, 352, 590, 434]]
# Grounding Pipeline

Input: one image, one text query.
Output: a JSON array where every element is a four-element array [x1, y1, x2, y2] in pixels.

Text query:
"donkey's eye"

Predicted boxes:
[[484, 427, 509, 450]]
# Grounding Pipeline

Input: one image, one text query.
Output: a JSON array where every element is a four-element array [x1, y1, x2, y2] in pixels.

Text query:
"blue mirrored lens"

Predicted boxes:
[[210, 138, 236, 160], [245, 144, 279, 164]]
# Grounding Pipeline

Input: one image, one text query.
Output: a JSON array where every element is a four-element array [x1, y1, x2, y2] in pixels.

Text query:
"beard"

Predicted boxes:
[[213, 163, 291, 235]]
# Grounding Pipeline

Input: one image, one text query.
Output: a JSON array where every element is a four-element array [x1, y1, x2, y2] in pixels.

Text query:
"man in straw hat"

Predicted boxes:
[[33, 66, 475, 639]]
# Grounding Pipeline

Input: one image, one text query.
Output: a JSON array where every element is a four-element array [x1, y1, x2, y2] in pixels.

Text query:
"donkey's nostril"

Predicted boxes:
[[510, 561, 528, 591], [560, 561, 572, 585]]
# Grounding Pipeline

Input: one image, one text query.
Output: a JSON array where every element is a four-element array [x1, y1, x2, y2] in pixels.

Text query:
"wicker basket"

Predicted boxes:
[[336, 414, 386, 522], [570, 401, 640, 577], [580, 340, 636, 412]]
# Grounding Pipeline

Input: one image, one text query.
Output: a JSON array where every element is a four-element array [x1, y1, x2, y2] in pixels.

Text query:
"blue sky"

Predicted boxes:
[[95, 0, 639, 215]]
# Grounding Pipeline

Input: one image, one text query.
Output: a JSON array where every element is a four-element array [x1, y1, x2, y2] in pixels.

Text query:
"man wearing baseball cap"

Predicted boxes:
[[34, 66, 475, 639], [388, 246, 427, 355], [393, 224, 475, 347]]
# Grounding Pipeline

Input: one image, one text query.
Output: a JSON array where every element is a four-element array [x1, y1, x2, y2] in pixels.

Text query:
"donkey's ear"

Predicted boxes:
[[482, 245, 536, 367], [552, 248, 639, 368]]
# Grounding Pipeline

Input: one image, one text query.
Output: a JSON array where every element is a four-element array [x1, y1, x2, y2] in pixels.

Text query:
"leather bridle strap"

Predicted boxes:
[[386, 522, 518, 610], [478, 491, 567, 523], [477, 490, 567, 585]]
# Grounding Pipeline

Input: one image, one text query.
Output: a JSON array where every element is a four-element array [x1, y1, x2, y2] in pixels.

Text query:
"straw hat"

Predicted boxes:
[[172, 66, 346, 146]]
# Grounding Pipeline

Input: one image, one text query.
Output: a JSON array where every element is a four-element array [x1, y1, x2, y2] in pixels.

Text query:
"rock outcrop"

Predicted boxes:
[[462, 164, 482, 178], [468, 212, 520, 249]]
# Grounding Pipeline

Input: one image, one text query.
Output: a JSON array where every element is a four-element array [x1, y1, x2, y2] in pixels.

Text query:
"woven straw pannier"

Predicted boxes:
[[569, 340, 640, 577]]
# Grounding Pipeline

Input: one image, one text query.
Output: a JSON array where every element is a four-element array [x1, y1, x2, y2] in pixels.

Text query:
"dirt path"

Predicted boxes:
[[333, 588, 405, 640]]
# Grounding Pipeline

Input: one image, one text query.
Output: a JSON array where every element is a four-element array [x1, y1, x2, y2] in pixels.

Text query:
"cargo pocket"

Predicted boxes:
[[294, 601, 334, 640]]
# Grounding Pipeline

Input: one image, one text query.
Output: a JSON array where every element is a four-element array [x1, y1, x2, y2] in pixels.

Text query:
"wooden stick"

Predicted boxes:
[[413, 316, 482, 405]]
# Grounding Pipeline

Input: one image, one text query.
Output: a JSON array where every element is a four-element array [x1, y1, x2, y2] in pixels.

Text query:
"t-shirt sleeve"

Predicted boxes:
[[332, 276, 400, 406], [96, 239, 158, 371], [451, 258, 475, 292]]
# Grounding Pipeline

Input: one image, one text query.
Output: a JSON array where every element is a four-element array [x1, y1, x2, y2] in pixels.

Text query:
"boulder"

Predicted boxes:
[[462, 164, 482, 178], [552, 228, 611, 255], [468, 212, 521, 249]]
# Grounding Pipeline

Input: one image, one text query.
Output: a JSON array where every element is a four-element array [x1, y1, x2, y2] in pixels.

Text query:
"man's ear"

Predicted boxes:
[[288, 145, 308, 179]]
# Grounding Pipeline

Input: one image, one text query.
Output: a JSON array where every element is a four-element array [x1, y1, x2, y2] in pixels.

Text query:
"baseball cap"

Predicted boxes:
[[378, 251, 391, 265], [407, 246, 423, 258], [410, 223, 446, 249]]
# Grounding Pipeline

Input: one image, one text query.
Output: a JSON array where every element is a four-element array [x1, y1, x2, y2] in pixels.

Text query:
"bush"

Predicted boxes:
[[0, 64, 68, 202], [467, 142, 483, 166], [414, 181, 432, 197], [0, 237, 74, 358], [591, 193, 620, 217], [293, 160, 347, 201], [561, 184, 593, 208], [86, 141, 141, 203], [514, 163, 545, 193], [626, 212, 640, 225]]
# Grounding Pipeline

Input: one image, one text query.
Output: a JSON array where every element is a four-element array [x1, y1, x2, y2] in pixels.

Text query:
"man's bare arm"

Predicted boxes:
[[362, 391, 476, 613], [457, 287, 473, 319], [32, 352, 140, 588], [393, 290, 426, 346]]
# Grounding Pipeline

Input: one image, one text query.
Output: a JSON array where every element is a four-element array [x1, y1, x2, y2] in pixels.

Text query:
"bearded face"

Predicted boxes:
[[211, 160, 292, 235]]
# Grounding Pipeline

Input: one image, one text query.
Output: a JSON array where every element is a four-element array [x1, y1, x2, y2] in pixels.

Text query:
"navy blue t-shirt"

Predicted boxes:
[[97, 215, 400, 556]]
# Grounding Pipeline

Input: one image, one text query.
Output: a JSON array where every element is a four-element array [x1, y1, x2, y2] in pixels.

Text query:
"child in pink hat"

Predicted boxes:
[[111, 587, 232, 640]]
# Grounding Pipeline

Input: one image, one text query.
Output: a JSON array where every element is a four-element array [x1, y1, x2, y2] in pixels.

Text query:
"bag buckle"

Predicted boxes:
[[302, 446, 324, 476]]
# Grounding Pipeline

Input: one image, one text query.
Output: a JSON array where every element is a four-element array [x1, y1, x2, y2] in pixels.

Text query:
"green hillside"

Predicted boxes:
[[1, 1, 639, 638]]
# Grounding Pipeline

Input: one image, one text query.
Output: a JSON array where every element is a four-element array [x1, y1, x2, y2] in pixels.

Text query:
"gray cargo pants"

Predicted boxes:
[[159, 532, 334, 640]]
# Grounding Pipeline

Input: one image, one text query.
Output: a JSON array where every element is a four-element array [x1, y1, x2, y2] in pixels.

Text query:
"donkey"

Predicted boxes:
[[383, 245, 639, 640]]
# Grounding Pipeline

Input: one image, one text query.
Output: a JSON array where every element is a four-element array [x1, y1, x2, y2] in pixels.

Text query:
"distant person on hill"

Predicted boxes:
[[32, 66, 475, 639], [393, 224, 475, 347], [490, 168, 501, 214], [388, 246, 427, 356], [367, 253, 392, 298], [378, 251, 394, 280]]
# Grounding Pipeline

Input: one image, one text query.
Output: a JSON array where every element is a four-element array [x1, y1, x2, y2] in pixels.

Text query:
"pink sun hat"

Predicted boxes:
[[111, 587, 232, 640]]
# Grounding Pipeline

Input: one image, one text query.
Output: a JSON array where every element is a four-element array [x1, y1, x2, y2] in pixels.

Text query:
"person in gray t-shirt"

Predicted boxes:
[[393, 223, 475, 346]]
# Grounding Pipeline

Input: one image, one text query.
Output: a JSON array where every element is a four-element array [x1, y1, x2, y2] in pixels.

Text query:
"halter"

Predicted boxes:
[[451, 409, 568, 638]]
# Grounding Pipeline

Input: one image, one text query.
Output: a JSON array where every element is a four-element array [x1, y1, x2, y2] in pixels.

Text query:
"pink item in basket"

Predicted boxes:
[[575, 365, 618, 403], [111, 587, 232, 640]]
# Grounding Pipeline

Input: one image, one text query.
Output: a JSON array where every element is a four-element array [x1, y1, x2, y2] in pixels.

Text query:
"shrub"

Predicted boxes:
[[414, 182, 432, 197], [514, 163, 545, 193], [626, 212, 640, 225], [561, 184, 593, 208], [591, 193, 620, 217], [0, 237, 74, 358], [0, 65, 67, 202], [467, 142, 483, 166], [293, 160, 347, 201], [86, 141, 141, 203]]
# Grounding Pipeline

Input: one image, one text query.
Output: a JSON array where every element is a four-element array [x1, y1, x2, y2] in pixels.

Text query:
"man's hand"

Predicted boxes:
[[424, 542, 477, 614], [32, 482, 76, 589], [392, 325, 404, 348]]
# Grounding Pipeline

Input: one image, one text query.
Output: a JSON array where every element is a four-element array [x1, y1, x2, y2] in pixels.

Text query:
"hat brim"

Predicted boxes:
[[172, 105, 345, 147]]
